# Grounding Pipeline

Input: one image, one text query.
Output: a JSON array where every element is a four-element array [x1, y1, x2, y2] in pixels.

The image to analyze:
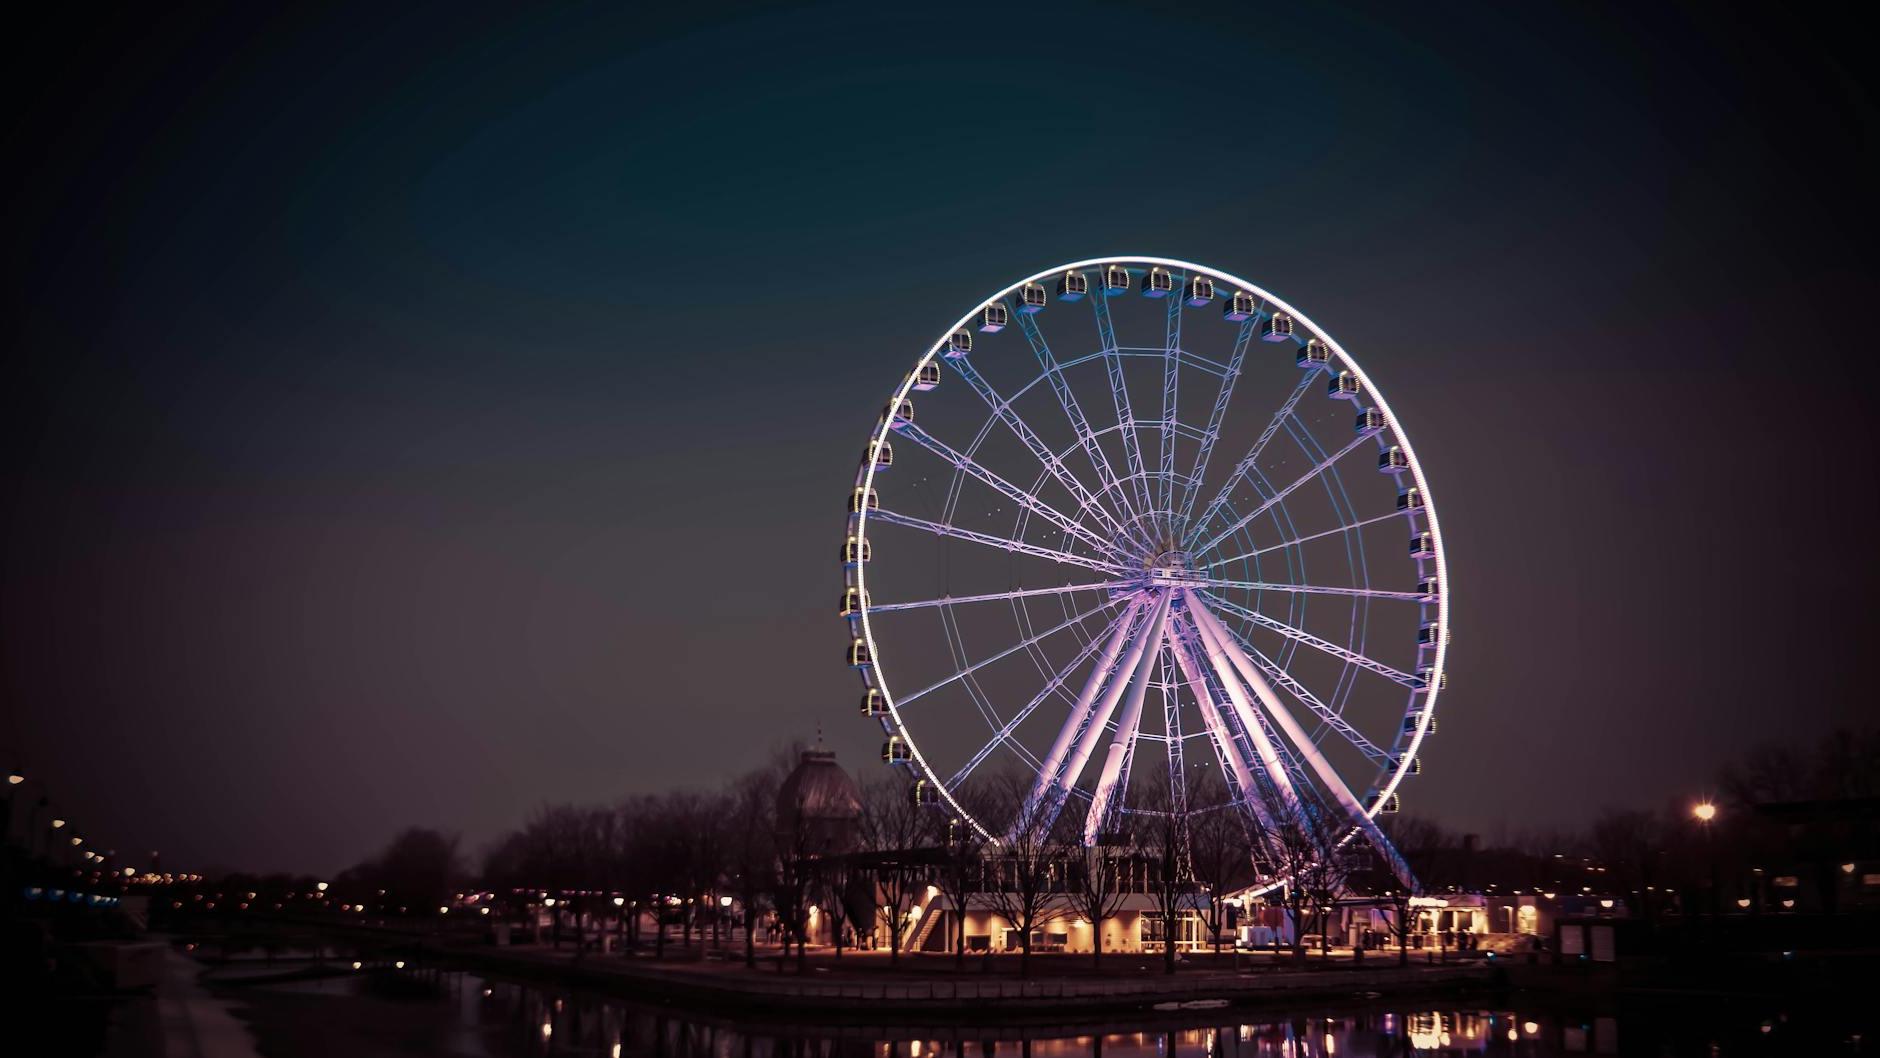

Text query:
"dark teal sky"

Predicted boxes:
[[4, 2, 1875, 873]]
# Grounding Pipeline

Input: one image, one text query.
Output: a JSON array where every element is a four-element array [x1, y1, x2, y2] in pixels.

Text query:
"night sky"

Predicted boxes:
[[3, 2, 1874, 875]]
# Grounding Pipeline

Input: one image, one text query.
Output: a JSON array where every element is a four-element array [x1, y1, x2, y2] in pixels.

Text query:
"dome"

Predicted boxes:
[[776, 748, 862, 855]]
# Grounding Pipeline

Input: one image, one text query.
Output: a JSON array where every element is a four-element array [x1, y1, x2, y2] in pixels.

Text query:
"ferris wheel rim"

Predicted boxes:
[[847, 256, 1450, 849]]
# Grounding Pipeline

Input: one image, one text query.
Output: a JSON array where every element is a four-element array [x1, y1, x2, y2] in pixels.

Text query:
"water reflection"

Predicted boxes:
[[249, 969, 1865, 1057]]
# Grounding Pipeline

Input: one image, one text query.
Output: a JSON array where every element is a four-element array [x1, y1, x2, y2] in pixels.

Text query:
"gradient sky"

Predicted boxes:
[[3, 2, 1875, 875]]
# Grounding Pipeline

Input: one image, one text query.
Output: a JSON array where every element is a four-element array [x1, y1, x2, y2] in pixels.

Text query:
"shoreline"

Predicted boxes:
[[429, 944, 1503, 1016]]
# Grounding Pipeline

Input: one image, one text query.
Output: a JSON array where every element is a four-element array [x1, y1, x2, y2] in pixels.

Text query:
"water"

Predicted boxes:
[[221, 967, 1867, 1057]]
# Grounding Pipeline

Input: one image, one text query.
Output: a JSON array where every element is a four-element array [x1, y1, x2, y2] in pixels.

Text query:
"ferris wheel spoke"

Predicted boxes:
[[937, 604, 1048, 776], [1186, 373, 1314, 548], [1205, 508, 1409, 568], [867, 579, 1118, 614], [1179, 599, 1303, 800], [1092, 292, 1158, 527], [1158, 288, 1182, 521], [1187, 597, 1389, 765], [946, 356, 1132, 542], [1159, 641, 1188, 838], [894, 595, 1126, 709], [1175, 317, 1256, 536], [945, 604, 1138, 789], [1024, 591, 1170, 839], [1167, 617, 1281, 839], [1081, 597, 1171, 845], [865, 508, 1130, 577], [1191, 432, 1372, 557], [1185, 577, 1428, 603], [1197, 590, 1423, 688], [1012, 307, 1154, 550], [894, 423, 1120, 560], [1187, 598, 1414, 884], [1024, 596, 1147, 819]]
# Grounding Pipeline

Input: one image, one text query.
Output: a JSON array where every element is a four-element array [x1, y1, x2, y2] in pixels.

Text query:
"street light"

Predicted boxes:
[[1692, 802, 1717, 823], [7, 771, 22, 785]]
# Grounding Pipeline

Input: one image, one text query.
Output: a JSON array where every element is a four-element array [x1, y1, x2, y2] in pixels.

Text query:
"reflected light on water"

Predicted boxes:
[[246, 966, 1866, 1058]]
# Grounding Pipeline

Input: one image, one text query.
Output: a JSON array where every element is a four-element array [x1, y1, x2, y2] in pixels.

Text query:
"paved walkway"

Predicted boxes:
[[123, 949, 264, 1058]]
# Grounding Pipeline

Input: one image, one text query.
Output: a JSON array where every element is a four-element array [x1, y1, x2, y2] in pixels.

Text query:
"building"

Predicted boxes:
[[775, 747, 862, 857]]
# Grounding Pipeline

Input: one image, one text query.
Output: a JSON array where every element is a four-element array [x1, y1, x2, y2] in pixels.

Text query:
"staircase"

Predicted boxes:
[[907, 904, 943, 952]]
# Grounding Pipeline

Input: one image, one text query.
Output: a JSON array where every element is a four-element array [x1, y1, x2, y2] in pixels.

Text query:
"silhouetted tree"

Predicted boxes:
[[924, 785, 990, 968], [1133, 776, 1193, 975], [859, 776, 930, 966], [1068, 832, 1136, 968], [1187, 772, 1258, 955], [978, 772, 1071, 977], [722, 769, 777, 969], [342, 827, 462, 911]]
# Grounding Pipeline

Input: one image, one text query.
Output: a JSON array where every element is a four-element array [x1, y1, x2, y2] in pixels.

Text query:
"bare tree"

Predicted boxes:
[[978, 772, 1071, 977], [343, 827, 463, 911], [771, 808, 814, 972], [1589, 807, 1660, 918], [1132, 779, 1193, 975], [1186, 773, 1258, 955], [1294, 825, 1361, 960], [859, 776, 930, 967], [1068, 831, 1136, 968], [722, 768, 777, 968], [1263, 798, 1324, 964], [924, 786, 991, 968]]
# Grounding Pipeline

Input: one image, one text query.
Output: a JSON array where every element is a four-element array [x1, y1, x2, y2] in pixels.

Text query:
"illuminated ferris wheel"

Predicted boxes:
[[841, 258, 1447, 886]]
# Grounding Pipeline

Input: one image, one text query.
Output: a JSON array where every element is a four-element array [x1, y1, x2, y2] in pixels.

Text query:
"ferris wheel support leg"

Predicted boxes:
[[1186, 595, 1300, 810], [1188, 599, 1418, 889], [1033, 591, 1170, 839], [1081, 595, 1172, 845], [1023, 596, 1145, 819]]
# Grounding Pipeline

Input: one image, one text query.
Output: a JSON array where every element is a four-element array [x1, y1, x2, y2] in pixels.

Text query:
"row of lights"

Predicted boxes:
[[9, 768, 182, 884]]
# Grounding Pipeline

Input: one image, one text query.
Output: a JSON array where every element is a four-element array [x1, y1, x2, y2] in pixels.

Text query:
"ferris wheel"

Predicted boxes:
[[841, 258, 1447, 886]]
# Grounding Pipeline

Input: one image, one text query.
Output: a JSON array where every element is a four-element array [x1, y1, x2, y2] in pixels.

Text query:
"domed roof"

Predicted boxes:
[[777, 749, 863, 824]]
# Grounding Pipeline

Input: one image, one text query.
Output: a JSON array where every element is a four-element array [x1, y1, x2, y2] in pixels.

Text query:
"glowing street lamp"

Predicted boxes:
[[7, 771, 23, 785], [1692, 802, 1717, 823]]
